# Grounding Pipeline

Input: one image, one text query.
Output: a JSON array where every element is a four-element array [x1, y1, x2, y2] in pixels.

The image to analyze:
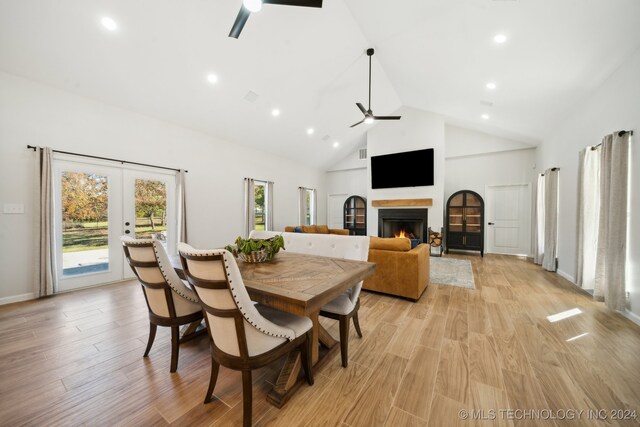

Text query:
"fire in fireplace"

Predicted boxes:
[[378, 209, 428, 247]]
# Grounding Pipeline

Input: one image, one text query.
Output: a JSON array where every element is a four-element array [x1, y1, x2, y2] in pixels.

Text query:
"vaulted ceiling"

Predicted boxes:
[[1, 0, 639, 169]]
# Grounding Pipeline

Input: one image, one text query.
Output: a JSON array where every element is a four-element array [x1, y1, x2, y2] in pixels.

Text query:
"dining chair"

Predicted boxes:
[[121, 236, 205, 372], [249, 230, 370, 367], [178, 243, 314, 427]]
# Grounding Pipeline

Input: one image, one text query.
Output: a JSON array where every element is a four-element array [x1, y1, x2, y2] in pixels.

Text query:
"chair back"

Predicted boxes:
[[121, 236, 198, 319], [178, 244, 296, 358], [249, 231, 370, 303]]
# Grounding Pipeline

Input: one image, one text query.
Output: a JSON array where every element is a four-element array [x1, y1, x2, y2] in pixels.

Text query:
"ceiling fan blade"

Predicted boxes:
[[356, 103, 367, 115], [373, 116, 402, 121], [229, 6, 251, 39], [263, 0, 323, 7], [350, 119, 365, 128]]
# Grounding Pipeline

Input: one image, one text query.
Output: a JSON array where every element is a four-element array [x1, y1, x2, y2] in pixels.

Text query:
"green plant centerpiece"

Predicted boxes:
[[224, 235, 285, 263]]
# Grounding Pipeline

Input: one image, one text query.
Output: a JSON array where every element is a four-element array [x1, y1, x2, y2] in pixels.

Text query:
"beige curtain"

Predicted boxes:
[[594, 132, 630, 310], [576, 147, 600, 288], [533, 174, 545, 265], [243, 178, 255, 237], [542, 168, 559, 271], [298, 187, 307, 226], [176, 170, 188, 244], [34, 147, 57, 297], [265, 181, 274, 231]]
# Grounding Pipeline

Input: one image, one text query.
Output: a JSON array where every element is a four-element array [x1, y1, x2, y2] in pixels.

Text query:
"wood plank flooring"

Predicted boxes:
[[1, 254, 640, 426]]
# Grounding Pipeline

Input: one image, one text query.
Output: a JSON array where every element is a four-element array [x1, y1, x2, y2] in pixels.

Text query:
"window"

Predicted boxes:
[[254, 181, 266, 231], [244, 178, 273, 236], [299, 187, 317, 226]]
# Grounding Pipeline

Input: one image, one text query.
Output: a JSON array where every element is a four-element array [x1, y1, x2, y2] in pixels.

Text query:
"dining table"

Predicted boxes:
[[171, 250, 376, 407]]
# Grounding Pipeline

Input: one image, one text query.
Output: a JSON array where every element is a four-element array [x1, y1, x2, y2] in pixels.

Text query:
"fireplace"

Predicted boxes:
[[378, 209, 428, 247]]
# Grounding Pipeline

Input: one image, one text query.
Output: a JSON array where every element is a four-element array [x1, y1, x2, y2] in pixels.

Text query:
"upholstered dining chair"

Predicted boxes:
[[178, 244, 314, 427], [121, 236, 205, 373], [248, 230, 370, 368]]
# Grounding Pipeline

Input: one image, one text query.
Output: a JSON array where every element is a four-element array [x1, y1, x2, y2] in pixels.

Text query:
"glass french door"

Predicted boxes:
[[54, 158, 176, 291]]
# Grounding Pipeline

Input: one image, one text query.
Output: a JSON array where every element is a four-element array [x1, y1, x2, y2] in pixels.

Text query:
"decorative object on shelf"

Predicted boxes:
[[224, 235, 285, 263], [343, 195, 367, 236], [428, 227, 444, 257], [445, 190, 484, 256]]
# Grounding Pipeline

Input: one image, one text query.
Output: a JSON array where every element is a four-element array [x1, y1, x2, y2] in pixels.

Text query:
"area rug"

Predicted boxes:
[[430, 257, 475, 289]]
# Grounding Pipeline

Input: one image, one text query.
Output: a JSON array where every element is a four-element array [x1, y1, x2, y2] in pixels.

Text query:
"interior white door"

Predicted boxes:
[[327, 194, 348, 229], [54, 160, 124, 291], [486, 184, 531, 256]]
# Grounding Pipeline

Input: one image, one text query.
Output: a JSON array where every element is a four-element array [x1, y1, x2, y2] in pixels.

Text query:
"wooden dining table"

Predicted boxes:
[[171, 251, 376, 407]]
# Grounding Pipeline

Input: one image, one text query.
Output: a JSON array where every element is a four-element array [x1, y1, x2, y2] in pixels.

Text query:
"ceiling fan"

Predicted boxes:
[[229, 0, 323, 39], [351, 48, 401, 128]]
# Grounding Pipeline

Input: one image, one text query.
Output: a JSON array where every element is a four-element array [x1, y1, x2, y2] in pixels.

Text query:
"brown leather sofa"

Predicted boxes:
[[284, 225, 349, 236], [363, 237, 430, 301]]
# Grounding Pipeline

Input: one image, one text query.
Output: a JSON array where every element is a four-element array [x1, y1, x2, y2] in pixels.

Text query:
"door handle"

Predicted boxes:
[[125, 221, 130, 226], [488, 222, 495, 225], [125, 230, 131, 234]]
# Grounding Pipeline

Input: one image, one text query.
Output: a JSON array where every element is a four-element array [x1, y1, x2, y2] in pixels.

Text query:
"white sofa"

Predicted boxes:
[[248, 230, 369, 262]]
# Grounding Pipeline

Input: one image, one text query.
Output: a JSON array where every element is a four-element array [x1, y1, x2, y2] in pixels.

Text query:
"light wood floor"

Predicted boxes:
[[1, 254, 640, 426]]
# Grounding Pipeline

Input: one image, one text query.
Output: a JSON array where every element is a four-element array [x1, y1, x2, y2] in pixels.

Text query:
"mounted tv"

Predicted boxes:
[[371, 148, 434, 189]]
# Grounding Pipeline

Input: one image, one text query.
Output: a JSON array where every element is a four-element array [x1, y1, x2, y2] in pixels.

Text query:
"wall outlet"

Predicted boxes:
[[3, 203, 24, 214]]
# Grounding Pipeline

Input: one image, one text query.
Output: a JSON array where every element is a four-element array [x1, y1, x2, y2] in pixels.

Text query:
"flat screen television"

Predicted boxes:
[[371, 148, 434, 189]]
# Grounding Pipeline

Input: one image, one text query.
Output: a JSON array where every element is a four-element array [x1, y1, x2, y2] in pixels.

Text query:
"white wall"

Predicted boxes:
[[0, 72, 326, 303], [326, 168, 367, 199], [366, 106, 446, 234], [537, 47, 640, 319], [446, 124, 537, 158], [445, 148, 537, 203]]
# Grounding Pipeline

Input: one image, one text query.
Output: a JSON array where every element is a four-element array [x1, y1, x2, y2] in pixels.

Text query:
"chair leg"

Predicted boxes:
[[170, 326, 179, 373], [241, 370, 252, 427], [353, 310, 363, 338], [300, 331, 314, 385], [143, 323, 157, 357], [339, 315, 350, 368], [204, 358, 220, 404]]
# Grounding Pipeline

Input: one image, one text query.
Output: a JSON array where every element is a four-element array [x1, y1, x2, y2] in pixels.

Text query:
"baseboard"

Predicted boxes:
[[622, 309, 640, 327], [0, 292, 35, 306], [556, 269, 576, 284]]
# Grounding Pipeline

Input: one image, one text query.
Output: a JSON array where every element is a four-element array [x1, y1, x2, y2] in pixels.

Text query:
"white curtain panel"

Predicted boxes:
[[266, 181, 274, 231], [542, 168, 559, 272], [243, 178, 255, 237], [34, 147, 58, 297], [595, 132, 630, 310], [576, 147, 601, 288], [311, 189, 317, 225], [298, 187, 307, 226], [176, 169, 188, 244], [533, 174, 546, 265]]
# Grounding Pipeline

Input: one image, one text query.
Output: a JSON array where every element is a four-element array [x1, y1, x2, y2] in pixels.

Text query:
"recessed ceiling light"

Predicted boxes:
[[481, 114, 490, 120], [307, 128, 315, 135], [486, 82, 497, 90], [271, 109, 280, 117], [243, 0, 263, 12], [333, 142, 340, 148], [101, 17, 118, 32], [206, 74, 218, 84], [494, 34, 507, 44]]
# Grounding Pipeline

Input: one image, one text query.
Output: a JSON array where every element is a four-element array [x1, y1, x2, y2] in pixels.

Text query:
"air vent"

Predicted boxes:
[[480, 100, 494, 107], [358, 148, 367, 160], [322, 134, 330, 141], [243, 91, 259, 102]]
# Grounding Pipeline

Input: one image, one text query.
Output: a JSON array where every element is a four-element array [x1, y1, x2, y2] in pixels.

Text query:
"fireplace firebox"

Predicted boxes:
[[378, 209, 428, 247]]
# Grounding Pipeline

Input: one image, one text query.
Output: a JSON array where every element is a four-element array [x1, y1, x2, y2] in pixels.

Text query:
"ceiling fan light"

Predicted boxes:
[[364, 116, 375, 124], [243, 0, 262, 12]]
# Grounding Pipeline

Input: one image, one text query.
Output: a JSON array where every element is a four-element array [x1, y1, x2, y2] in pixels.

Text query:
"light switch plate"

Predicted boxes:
[[3, 203, 25, 214]]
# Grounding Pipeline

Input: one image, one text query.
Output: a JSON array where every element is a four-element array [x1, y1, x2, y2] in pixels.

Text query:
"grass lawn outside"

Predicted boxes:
[[63, 220, 167, 252]]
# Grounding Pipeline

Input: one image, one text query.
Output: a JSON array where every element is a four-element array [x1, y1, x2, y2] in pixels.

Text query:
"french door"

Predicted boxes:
[[54, 158, 176, 291]]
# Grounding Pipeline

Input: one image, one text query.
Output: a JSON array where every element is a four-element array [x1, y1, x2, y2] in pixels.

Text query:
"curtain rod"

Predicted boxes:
[[541, 167, 560, 176], [26, 145, 187, 173], [590, 130, 634, 150], [244, 177, 274, 184]]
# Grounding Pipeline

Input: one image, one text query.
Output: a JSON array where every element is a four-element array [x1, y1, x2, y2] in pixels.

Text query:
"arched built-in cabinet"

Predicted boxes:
[[343, 195, 367, 235], [445, 190, 484, 256]]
